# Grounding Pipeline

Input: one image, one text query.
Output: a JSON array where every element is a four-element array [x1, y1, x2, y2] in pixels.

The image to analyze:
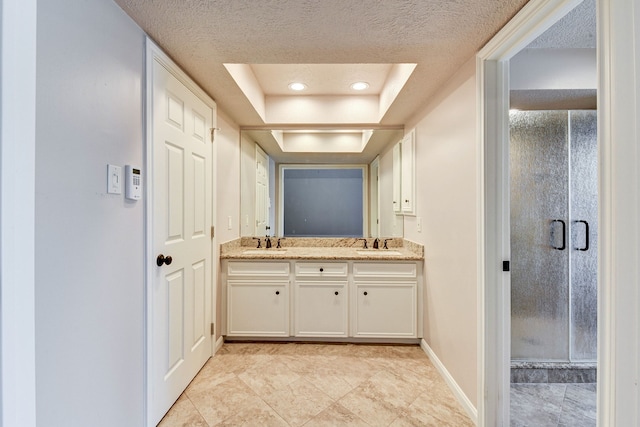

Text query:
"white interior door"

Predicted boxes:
[[149, 55, 213, 425], [255, 145, 269, 236]]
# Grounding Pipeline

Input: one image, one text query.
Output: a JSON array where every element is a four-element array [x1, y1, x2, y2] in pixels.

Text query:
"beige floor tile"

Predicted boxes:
[[186, 376, 258, 426], [157, 393, 207, 427], [216, 395, 289, 426], [261, 377, 334, 426], [302, 369, 357, 400], [338, 382, 405, 426], [396, 386, 474, 427], [161, 343, 475, 427], [303, 402, 371, 426], [237, 359, 301, 395]]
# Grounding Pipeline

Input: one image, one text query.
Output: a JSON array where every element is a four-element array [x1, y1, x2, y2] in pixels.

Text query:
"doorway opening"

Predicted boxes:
[[508, 2, 597, 425]]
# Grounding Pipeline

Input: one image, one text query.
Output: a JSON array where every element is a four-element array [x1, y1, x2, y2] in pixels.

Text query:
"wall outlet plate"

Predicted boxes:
[[107, 164, 122, 194]]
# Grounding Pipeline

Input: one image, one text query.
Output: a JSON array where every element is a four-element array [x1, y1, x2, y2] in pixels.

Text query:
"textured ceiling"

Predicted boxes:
[[527, 0, 595, 48], [113, 0, 530, 127]]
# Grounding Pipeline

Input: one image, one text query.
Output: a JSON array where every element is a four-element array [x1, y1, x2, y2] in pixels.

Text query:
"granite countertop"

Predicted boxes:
[[220, 237, 424, 261]]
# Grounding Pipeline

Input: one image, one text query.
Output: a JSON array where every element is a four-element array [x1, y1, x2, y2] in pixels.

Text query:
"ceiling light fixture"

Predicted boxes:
[[350, 82, 369, 91], [288, 82, 307, 91]]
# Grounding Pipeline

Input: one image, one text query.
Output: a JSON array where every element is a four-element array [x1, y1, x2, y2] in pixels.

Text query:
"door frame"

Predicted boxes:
[[145, 38, 217, 426], [476, 0, 590, 425]]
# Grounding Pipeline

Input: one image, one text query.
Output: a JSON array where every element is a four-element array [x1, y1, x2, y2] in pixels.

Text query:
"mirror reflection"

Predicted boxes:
[[240, 129, 405, 238]]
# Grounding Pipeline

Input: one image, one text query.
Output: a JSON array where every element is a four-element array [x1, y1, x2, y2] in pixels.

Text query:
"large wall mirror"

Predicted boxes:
[[240, 128, 404, 238]]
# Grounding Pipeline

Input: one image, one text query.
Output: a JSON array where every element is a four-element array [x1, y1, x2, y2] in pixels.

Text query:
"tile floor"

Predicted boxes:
[[510, 383, 597, 427], [158, 342, 474, 427]]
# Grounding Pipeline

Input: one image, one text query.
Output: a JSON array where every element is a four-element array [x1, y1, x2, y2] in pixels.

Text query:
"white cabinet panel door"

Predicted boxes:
[[150, 57, 213, 425], [353, 282, 417, 338], [228, 280, 289, 336], [295, 281, 348, 337]]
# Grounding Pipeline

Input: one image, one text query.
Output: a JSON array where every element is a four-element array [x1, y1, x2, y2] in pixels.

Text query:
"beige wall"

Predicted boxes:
[[215, 108, 241, 339], [404, 57, 479, 406]]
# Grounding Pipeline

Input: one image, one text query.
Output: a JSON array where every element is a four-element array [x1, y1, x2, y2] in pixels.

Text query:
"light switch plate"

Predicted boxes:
[[417, 216, 422, 232], [107, 164, 122, 194]]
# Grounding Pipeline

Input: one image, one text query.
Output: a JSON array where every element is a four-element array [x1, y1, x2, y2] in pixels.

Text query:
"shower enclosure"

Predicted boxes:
[[510, 110, 597, 382]]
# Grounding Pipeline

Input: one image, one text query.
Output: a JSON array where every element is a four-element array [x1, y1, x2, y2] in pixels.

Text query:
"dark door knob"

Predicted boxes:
[[275, 291, 280, 295], [156, 254, 173, 266], [363, 291, 368, 296]]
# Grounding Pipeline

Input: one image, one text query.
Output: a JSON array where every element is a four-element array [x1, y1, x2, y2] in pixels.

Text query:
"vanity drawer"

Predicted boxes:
[[295, 262, 348, 278], [353, 262, 416, 279], [227, 261, 290, 277]]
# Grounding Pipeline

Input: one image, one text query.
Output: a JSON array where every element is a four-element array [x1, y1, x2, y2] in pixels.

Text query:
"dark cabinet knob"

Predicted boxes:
[[363, 291, 368, 296], [156, 254, 172, 266], [335, 291, 339, 295], [275, 291, 280, 295], [320, 267, 324, 272]]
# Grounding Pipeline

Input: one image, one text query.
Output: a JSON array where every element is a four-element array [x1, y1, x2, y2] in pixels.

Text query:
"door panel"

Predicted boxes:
[[151, 58, 213, 425], [569, 110, 598, 361], [510, 110, 570, 361]]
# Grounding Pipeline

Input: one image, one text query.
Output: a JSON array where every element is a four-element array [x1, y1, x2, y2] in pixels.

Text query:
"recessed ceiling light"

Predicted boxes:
[[288, 82, 307, 91], [350, 82, 369, 91]]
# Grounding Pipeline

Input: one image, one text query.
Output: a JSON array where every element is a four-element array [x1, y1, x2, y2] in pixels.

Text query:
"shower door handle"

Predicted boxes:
[[575, 220, 589, 251], [551, 219, 566, 250]]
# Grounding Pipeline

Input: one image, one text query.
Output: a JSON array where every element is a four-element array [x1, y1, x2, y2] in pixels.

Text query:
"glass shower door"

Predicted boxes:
[[510, 110, 570, 361]]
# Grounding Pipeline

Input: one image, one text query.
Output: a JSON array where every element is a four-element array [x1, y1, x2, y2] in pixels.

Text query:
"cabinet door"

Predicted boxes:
[[401, 130, 416, 215], [295, 281, 348, 337], [227, 280, 289, 336], [392, 142, 402, 214], [353, 282, 417, 338]]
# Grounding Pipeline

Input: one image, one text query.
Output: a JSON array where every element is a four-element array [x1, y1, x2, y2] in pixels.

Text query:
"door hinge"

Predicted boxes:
[[210, 323, 215, 336], [502, 260, 510, 272], [211, 226, 215, 239], [210, 127, 218, 143]]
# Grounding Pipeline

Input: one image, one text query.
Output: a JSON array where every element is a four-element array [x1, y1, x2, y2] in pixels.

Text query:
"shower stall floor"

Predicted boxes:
[[510, 383, 596, 427]]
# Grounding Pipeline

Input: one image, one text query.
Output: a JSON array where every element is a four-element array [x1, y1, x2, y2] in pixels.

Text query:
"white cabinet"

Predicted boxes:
[[352, 262, 418, 338], [392, 142, 402, 214], [295, 281, 348, 337], [294, 262, 348, 337], [226, 262, 290, 337], [223, 259, 422, 341], [400, 130, 416, 215], [228, 280, 289, 336], [392, 129, 416, 216]]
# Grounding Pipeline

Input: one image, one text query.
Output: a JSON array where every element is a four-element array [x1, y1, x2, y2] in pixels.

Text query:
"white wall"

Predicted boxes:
[[35, 0, 145, 425], [240, 134, 257, 237], [215, 109, 241, 339], [1, 1, 37, 426], [404, 57, 478, 407]]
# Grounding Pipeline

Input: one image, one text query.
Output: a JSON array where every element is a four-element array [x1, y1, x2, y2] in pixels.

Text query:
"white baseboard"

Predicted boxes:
[[214, 335, 224, 354], [420, 339, 478, 425]]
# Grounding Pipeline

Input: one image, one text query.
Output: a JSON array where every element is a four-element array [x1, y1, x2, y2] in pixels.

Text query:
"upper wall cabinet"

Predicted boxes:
[[392, 142, 402, 214], [392, 130, 416, 216], [400, 130, 416, 215]]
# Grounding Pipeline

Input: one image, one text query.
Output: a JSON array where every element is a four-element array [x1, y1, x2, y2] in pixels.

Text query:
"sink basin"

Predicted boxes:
[[243, 249, 287, 255], [356, 250, 402, 256]]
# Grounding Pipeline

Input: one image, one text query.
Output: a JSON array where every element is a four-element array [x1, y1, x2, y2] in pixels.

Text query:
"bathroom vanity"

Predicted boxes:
[[220, 238, 424, 343]]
